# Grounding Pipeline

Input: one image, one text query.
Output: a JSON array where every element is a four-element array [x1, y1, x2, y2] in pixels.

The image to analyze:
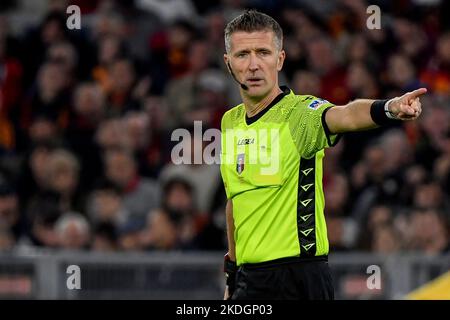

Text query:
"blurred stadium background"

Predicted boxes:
[[0, 0, 449, 300]]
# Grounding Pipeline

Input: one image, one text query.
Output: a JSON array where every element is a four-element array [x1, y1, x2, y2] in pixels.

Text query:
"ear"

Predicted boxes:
[[277, 50, 286, 71], [224, 54, 231, 74]]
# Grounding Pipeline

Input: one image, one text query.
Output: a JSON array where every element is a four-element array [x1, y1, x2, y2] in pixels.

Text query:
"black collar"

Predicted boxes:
[[245, 86, 291, 125]]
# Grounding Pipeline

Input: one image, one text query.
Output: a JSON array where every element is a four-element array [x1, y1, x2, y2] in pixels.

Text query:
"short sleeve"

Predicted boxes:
[[289, 96, 341, 158]]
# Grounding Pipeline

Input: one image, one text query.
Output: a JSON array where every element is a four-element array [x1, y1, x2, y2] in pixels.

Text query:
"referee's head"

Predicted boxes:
[[224, 10, 283, 54], [223, 10, 286, 99]]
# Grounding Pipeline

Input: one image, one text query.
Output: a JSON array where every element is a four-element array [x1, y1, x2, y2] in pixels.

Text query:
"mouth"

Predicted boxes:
[[246, 78, 264, 86]]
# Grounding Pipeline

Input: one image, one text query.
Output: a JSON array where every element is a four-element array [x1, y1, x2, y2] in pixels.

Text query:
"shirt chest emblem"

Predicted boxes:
[[236, 153, 245, 174]]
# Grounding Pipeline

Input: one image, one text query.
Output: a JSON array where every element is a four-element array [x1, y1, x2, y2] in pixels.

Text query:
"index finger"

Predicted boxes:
[[406, 88, 427, 99]]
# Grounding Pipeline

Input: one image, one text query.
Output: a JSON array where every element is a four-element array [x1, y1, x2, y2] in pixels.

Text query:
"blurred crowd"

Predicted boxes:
[[0, 0, 449, 255]]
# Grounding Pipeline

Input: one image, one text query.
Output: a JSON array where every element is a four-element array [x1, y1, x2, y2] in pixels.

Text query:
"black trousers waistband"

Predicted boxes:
[[240, 255, 328, 270]]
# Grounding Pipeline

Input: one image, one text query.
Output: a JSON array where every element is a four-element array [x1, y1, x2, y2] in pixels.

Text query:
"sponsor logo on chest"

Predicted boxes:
[[237, 138, 255, 146]]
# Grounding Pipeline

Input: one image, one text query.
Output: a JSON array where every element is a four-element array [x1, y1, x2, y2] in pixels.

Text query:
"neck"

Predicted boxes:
[[243, 86, 282, 118]]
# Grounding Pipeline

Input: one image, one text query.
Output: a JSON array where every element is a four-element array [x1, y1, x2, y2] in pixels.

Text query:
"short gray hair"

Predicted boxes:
[[224, 9, 283, 53]]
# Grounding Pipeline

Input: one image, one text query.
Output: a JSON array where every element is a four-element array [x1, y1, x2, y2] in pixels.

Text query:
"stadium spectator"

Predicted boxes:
[[165, 40, 213, 129], [413, 180, 448, 212], [103, 147, 160, 221], [159, 130, 221, 214], [346, 62, 379, 99], [133, 95, 172, 178], [95, 117, 130, 151], [45, 41, 78, 85], [408, 209, 450, 255], [306, 36, 350, 105], [44, 149, 84, 214], [292, 70, 321, 97], [117, 218, 146, 251], [16, 141, 58, 209], [0, 184, 21, 245], [92, 222, 118, 252], [19, 61, 72, 134], [325, 172, 358, 251], [371, 224, 402, 254], [357, 205, 394, 251], [21, 11, 70, 87], [345, 34, 379, 70], [92, 34, 126, 93], [106, 58, 140, 116], [386, 54, 423, 95], [415, 102, 450, 170], [148, 19, 196, 89], [122, 111, 151, 154], [324, 172, 351, 217], [26, 191, 62, 247], [0, 227, 14, 251], [421, 31, 450, 96], [65, 82, 105, 188], [140, 177, 206, 250], [87, 179, 130, 229], [55, 212, 91, 250], [433, 131, 450, 193]]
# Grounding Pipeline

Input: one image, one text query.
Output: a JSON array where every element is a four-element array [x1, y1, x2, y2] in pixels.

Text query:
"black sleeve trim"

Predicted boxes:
[[321, 106, 342, 147]]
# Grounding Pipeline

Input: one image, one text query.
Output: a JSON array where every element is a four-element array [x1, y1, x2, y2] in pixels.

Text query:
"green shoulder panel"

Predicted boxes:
[[288, 95, 338, 158]]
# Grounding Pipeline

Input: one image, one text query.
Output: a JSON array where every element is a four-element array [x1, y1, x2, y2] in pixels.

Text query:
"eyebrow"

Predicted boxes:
[[233, 48, 273, 56]]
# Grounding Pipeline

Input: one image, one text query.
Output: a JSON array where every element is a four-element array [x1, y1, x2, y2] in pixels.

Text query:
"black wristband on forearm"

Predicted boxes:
[[370, 99, 399, 126]]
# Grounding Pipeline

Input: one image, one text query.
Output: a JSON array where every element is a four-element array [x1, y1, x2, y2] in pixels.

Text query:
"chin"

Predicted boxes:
[[246, 86, 270, 98]]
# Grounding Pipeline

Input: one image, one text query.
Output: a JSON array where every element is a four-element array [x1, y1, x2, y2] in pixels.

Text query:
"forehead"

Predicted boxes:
[[229, 30, 276, 51]]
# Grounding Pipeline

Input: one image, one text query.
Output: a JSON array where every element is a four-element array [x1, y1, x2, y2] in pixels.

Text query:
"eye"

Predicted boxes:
[[237, 52, 247, 58]]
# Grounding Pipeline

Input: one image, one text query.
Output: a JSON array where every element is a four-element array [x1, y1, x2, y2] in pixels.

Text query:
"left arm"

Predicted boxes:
[[325, 88, 427, 134]]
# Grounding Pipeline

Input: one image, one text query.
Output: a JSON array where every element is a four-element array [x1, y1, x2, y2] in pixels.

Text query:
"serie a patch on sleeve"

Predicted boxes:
[[308, 98, 329, 110]]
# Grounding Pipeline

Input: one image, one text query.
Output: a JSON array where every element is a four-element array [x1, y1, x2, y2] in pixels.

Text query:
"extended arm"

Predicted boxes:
[[325, 88, 427, 134]]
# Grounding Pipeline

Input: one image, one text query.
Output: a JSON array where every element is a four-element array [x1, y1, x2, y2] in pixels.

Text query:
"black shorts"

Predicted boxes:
[[231, 256, 334, 300]]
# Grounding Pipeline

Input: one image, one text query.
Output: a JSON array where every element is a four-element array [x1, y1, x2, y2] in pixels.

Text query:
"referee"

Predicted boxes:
[[220, 10, 426, 300]]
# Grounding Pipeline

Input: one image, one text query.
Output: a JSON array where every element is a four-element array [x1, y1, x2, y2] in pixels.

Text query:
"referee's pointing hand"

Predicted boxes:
[[388, 88, 427, 121]]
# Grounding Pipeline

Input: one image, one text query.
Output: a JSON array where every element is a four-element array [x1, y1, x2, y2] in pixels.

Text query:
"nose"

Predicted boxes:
[[248, 53, 259, 72]]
